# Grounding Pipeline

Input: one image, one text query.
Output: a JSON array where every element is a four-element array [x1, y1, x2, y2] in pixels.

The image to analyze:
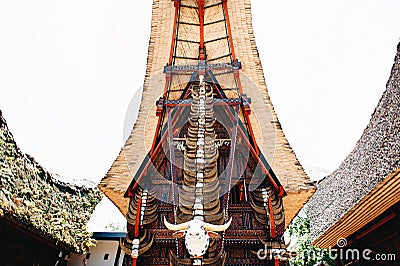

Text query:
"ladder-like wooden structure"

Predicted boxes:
[[99, 1, 315, 265]]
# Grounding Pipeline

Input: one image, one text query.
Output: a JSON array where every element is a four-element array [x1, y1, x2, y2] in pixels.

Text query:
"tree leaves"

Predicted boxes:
[[288, 209, 335, 266]]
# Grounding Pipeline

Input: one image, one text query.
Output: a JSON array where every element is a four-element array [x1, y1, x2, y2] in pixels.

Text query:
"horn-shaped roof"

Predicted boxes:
[[308, 42, 400, 247], [99, 0, 315, 225]]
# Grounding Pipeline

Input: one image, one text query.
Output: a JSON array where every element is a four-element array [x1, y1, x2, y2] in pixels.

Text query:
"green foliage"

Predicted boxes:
[[105, 221, 127, 232], [288, 209, 335, 266]]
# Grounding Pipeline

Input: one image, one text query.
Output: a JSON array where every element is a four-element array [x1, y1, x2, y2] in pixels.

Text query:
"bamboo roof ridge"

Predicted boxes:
[[99, 0, 315, 225], [308, 42, 400, 245], [0, 111, 103, 253]]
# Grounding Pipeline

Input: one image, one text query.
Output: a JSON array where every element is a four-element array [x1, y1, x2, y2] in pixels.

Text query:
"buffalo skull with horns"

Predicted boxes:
[[164, 217, 232, 258]]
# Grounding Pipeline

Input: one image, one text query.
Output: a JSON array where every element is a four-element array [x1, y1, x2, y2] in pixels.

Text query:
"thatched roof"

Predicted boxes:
[[308, 42, 400, 247], [99, 0, 315, 225], [0, 111, 103, 253]]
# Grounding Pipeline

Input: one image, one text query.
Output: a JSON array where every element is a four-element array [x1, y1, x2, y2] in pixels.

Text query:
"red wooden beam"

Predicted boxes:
[[268, 197, 277, 238], [150, 74, 171, 155], [236, 74, 259, 155], [131, 109, 284, 197], [222, 0, 236, 61], [169, 1, 180, 64], [130, 102, 188, 193], [198, 0, 205, 59], [131, 132, 168, 193], [134, 197, 142, 237], [237, 125, 281, 192], [150, 0, 180, 155], [164, 101, 240, 107], [354, 212, 397, 242], [222, 0, 260, 155], [167, 107, 178, 204], [219, 104, 282, 193]]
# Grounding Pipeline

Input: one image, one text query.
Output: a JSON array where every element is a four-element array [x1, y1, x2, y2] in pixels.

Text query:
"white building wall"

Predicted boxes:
[[68, 240, 123, 266]]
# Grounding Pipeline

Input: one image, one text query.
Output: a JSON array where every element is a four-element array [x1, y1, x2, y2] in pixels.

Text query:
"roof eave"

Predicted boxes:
[[312, 168, 400, 248]]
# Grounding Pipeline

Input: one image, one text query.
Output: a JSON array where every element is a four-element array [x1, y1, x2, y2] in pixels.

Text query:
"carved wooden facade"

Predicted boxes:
[[99, 0, 316, 265]]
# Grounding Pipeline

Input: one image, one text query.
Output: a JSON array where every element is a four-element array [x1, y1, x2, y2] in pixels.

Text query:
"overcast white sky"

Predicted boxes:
[[0, 1, 399, 199]]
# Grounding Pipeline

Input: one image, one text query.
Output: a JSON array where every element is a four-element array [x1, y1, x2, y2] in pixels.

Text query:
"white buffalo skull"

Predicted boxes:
[[164, 217, 232, 258]]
